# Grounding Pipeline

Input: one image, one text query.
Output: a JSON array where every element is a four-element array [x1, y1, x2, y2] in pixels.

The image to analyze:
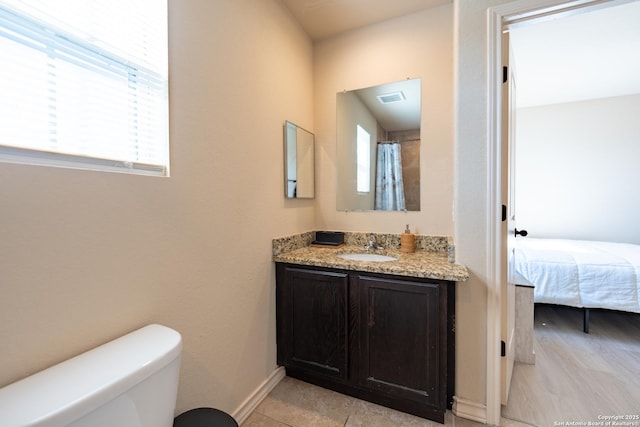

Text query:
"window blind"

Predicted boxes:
[[0, 0, 169, 175]]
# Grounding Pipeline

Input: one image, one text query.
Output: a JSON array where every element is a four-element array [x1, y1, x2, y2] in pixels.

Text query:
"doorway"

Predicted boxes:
[[487, 0, 640, 424]]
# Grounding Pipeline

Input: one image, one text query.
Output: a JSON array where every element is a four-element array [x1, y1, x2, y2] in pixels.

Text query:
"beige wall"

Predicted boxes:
[[314, 5, 455, 235], [0, 0, 520, 421], [0, 0, 314, 417], [314, 2, 492, 416], [314, 2, 496, 415]]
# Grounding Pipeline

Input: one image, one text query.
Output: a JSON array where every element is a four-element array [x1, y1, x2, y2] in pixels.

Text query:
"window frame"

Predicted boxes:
[[0, 1, 169, 176]]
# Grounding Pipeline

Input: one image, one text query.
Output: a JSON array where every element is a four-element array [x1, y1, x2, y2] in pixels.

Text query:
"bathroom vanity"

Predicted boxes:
[[273, 232, 468, 424]]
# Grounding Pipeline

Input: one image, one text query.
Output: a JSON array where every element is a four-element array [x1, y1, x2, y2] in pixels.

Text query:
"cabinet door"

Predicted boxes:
[[282, 266, 349, 379], [357, 275, 444, 408]]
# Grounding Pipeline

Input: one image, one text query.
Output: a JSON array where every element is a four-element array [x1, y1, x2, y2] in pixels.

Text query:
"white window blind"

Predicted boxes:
[[0, 0, 169, 175]]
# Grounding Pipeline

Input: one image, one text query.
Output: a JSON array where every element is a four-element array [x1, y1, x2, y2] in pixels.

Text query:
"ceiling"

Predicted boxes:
[[281, 0, 450, 41], [510, 0, 640, 107], [281, 0, 640, 109], [353, 79, 422, 131]]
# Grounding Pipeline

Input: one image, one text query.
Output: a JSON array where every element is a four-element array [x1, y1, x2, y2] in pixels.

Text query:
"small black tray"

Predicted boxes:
[[313, 231, 344, 246]]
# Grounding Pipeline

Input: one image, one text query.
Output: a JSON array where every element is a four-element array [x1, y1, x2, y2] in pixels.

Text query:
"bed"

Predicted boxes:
[[513, 237, 640, 332]]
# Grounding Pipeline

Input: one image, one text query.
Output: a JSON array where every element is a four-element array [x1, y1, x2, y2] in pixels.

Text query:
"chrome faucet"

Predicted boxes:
[[364, 233, 379, 251]]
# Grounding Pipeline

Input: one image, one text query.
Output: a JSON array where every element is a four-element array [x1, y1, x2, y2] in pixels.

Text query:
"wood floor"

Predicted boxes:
[[502, 304, 640, 427]]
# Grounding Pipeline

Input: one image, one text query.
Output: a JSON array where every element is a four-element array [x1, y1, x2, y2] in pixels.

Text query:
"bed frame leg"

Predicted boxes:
[[583, 308, 590, 334]]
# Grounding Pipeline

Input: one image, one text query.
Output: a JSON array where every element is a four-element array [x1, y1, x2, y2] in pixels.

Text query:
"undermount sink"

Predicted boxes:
[[337, 253, 398, 262]]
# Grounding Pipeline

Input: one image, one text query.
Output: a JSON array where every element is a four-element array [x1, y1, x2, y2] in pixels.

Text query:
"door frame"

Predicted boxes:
[[485, 0, 630, 424]]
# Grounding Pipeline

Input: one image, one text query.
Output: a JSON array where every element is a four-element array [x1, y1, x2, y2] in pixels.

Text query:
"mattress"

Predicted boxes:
[[513, 238, 640, 314]]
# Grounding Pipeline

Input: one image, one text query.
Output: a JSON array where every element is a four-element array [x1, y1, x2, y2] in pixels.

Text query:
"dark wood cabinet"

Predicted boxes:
[[356, 275, 444, 411], [276, 263, 455, 424], [280, 267, 349, 379]]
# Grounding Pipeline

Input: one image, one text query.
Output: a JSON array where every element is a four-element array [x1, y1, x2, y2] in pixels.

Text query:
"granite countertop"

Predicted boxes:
[[273, 235, 469, 282]]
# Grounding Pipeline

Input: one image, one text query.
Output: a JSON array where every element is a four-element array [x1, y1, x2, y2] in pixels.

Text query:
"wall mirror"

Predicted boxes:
[[284, 120, 315, 199], [336, 78, 421, 211]]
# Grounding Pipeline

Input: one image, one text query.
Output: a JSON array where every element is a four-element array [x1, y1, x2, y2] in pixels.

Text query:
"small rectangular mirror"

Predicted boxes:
[[284, 121, 315, 199]]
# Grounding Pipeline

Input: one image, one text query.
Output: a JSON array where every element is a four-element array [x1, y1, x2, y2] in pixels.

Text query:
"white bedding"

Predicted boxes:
[[513, 238, 640, 314]]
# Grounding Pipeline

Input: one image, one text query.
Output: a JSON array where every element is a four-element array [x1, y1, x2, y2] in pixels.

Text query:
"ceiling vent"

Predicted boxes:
[[377, 91, 406, 104]]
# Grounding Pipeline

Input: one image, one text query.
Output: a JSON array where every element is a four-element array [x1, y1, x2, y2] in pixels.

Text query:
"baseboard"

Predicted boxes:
[[452, 396, 487, 424], [231, 366, 286, 424]]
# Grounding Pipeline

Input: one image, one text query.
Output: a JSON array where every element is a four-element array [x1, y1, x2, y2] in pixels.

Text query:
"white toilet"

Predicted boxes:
[[0, 324, 182, 427]]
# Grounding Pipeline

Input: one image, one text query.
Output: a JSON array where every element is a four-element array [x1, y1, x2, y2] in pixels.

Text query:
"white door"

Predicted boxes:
[[500, 31, 517, 405]]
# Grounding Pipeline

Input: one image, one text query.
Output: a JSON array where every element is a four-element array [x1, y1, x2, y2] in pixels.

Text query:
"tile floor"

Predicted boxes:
[[241, 306, 639, 426], [241, 376, 533, 427]]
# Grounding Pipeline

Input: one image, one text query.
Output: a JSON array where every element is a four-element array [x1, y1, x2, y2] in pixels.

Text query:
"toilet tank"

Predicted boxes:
[[0, 324, 182, 427]]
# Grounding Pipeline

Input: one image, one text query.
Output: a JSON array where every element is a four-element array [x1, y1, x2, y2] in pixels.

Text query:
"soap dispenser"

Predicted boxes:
[[401, 224, 416, 253]]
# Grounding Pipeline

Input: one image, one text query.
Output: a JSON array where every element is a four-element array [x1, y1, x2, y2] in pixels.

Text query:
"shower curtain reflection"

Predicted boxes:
[[375, 142, 406, 210]]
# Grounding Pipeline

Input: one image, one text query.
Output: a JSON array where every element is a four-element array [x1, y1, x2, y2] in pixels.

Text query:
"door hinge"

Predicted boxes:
[[501, 204, 507, 222], [501, 340, 506, 357], [502, 66, 508, 83]]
